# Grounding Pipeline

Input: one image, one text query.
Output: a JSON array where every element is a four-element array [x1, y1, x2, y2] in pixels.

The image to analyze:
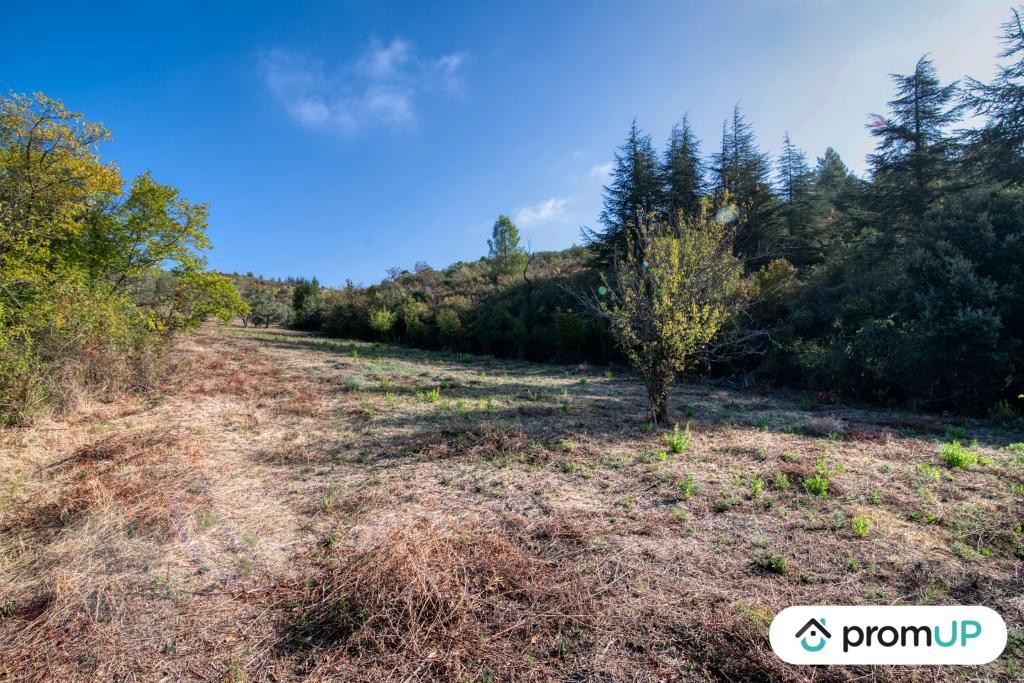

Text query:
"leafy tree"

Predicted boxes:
[[895, 186, 1024, 408], [160, 270, 248, 330], [487, 215, 527, 281], [0, 92, 120, 281], [964, 6, 1024, 185], [661, 114, 704, 226], [291, 277, 322, 328], [589, 121, 663, 264], [436, 308, 461, 341], [243, 288, 288, 328], [0, 92, 246, 423], [75, 172, 213, 294], [592, 200, 741, 423], [369, 307, 396, 338]]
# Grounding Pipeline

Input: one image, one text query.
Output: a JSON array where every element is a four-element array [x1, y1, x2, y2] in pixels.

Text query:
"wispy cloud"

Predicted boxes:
[[258, 38, 467, 132], [589, 161, 612, 179], [515, 197, 571, 228]]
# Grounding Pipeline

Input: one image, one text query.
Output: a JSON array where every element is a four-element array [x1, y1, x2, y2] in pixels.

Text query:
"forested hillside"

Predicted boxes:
[[273, 11, 1024, 417]]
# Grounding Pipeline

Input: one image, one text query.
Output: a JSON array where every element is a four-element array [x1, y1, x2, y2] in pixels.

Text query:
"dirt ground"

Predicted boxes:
[[1, 323, 1022, 682]]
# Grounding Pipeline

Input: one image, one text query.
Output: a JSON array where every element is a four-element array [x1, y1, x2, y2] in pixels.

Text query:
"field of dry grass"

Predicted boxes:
[[2, 323, 1023, 681]]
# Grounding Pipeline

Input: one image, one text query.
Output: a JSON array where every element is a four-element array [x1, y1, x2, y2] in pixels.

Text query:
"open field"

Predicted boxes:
[[2, 324, 1023, 681]]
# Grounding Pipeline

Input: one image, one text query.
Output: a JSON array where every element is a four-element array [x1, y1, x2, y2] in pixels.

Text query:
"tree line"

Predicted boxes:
[[281, 7, 1024, 420]]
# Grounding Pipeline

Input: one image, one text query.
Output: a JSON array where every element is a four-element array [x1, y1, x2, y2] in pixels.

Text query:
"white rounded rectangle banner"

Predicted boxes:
[[770, 605, 1007, 665]]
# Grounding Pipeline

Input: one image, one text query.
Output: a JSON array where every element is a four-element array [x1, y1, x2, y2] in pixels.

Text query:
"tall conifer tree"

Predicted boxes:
[[867, 56, 960, 227], [777, 133, 824, 266], [589, 121, 663, 264], [964, 6, 1024, 186], [661, 113, 704, 227], [711, 105, 781, 262]]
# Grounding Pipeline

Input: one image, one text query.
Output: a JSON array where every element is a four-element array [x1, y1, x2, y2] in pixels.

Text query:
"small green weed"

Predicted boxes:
[[636, 449, 668, 464], [941, 441, 978, 469], [753, 552, 788, 574], [663, 423, 691, 454], [749, 475, 764, 498], [417, 387, 441, 403], [951, 541, 990, 563], [851, 515, 870, 537], [675, 472, 699, 500]]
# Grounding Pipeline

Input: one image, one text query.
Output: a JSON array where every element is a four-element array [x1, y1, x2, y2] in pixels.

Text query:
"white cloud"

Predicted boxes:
[[258, 38, 466, 132], [515, 197, 571, 228], [364, 87, 413, 124], [589, 161, 612, 178], [357, 38, 411, 79], [433, 51, 468, 93]]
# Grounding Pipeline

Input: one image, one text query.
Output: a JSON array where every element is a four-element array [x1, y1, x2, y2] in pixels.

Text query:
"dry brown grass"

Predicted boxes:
[[279, 516, 601, 681], [1, 323, 1021, 681]]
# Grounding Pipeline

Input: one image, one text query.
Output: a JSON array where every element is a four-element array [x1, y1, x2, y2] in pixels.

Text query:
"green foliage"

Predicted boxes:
[[0, 92, 245, 424], [753, 552, 788, 574], [919, 463, 943, 482], [941, 441, 979, 469], [435, 308, 461, 340], [945, 426, 968, 441], [368, 307, 397, 337], [851, 515, 871, 538], [663, 422, 691, 453], [802, 457, 841, 498], [595, 202, 741, 422], [487, 215, 527, 281], [802, 474, 829, 498], [417, 387, 441, 403], [636, 449, 668, 464], [675, 472, 699, 500], [290, 278, 321, 328], [773, 473, 791, 490], [589, 120, 663, 264], [242, 288, 289, 328], [951, 541, 990, 563]]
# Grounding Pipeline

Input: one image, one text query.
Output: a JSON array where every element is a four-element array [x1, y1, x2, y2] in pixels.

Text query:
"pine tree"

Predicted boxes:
[[661, 113, 704, 227], [589, 120, 663, 264], [814, 147, 861, 249], [710, 105, 781, 262], [867, 56, 960, 226], [777, 133, 824, 266], [964, 6, 1024, 186], [815, 147, 853, 207]]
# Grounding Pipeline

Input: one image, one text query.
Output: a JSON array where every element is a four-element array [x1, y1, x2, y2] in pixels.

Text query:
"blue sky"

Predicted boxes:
[[2, 0, 1013, 285]]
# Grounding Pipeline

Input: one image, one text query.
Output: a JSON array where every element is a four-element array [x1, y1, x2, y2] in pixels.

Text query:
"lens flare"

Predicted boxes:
[[715, 204, 739, 225]]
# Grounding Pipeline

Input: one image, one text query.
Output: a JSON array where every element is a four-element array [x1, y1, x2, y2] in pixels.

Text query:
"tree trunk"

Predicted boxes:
[[645, 375, 672, 425]]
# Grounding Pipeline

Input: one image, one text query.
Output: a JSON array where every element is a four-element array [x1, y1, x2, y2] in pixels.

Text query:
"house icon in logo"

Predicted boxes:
[[796, 618, 831, 652]]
